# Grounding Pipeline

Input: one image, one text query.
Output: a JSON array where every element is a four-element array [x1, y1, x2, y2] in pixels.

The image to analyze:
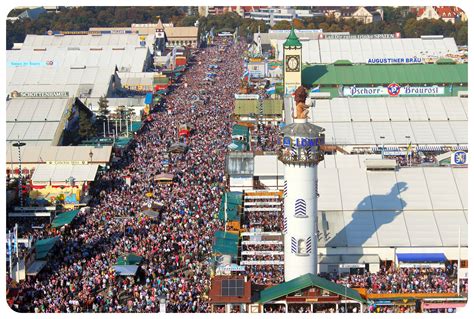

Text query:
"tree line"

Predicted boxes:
[[7, 6, 467, 49]]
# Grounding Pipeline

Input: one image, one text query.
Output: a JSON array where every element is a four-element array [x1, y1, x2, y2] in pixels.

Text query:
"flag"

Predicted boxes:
[[406, 141, 412, 158], [7, 231, 12, 258], [310, 85, 320, 93], [241, 70, 249, 82], [14, 224, 18, 254], [266, 85, 276, 95]]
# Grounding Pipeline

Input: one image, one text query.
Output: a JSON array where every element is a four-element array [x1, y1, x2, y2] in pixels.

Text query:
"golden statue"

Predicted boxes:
[[293, 86, 309, 119]]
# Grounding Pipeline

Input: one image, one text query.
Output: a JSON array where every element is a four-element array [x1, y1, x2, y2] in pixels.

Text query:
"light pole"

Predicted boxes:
[[89, 150, 94, 163], [379, 136, 385, 159], [13, 139, 26, 207], [405, 135, 411, 166]]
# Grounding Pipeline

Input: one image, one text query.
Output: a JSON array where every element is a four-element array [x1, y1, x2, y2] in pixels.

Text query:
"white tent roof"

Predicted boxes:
[[31, 164, 99, 183], [6, 98, 70, 145], [249, 154, 468, 248], [6, 145, 112, 164], [286, 97, 468, 146], [276, 37, 459, 63], [253, 155, 285, 176]]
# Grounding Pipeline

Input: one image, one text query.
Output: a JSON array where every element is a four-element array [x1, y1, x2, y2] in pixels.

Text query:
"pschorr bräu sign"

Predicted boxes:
[[342, 84, 445, 97]]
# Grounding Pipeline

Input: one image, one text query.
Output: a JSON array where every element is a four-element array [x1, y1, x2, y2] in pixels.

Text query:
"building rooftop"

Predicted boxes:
[[275, 36, 459, 64], [285, 96, 468, 146], [302, 63, 467, 86]]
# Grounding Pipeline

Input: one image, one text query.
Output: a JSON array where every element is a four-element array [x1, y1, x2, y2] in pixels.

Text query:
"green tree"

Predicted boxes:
[[97, 95, 110, 118], [271, 20, 291, 30], [78, 111, 96, 139]]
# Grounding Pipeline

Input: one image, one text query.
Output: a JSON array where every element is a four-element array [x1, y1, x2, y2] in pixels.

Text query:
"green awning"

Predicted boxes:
[[130, 121, 143, 133], [174, 66, 185, 72], [212, 241, 238, 257], [436, 58, 456, 64], [116, 253, 143, 265], [51, 209, 79, 228], [217, 192, 242, 222], [214, 230, 239, 242], [258, 273, 366, 304], [155, 90, 167, 95], [34, 237, 60, 260]]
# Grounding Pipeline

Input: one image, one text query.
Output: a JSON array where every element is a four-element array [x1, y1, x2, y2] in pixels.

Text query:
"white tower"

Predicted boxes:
[[279, 115, 325, 281]]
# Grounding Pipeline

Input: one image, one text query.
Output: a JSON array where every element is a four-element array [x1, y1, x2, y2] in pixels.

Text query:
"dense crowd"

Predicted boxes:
[[325, 266, 460, 294], [10, 37, 247, 313]]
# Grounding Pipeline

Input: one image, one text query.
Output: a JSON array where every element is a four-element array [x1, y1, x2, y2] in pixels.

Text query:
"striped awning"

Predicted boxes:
[[453, 145, 468, 151], [416, 145, 444, 152], [372, 147, 402, 152]]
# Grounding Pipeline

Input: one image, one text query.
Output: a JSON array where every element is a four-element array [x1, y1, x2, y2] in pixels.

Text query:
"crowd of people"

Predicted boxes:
[[10, 37, 247, 313], [324, 266, 461, 294]]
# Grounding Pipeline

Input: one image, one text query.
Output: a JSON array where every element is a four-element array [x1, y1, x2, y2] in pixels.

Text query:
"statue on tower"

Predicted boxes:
[[293, 86, 310, 119]]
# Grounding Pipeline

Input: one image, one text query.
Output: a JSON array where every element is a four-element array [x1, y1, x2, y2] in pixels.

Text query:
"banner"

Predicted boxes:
[[242, 240, 282, 245], [367, 57, 422, 64], [342, 84, 445, 97], [241, 251, 284, 256], [8, 60, 54, 67], [240, 260, 284, 265], [234, 94, 260, 100], [216, 263, 246, 272], [323, 33, 399, 40], [10, 91, 69, 99]]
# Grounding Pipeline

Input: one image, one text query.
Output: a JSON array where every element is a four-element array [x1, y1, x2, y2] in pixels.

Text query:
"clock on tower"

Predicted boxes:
[[286, 55, 300, 72], [283, 27, 302, 95]]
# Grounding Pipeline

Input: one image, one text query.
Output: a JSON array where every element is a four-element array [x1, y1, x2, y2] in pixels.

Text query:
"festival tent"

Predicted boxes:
[[51, 209, 80, 228]]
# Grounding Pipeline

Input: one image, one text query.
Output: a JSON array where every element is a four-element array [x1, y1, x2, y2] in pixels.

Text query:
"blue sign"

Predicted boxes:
[[282, 137, 322, 148], [8, 60, 54, 67], [453, 151, 467, 165]]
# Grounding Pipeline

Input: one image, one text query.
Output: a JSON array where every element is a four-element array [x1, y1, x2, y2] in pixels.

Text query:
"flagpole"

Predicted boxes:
[[8, 230, 12, 278], [15, 223, 19, 259]]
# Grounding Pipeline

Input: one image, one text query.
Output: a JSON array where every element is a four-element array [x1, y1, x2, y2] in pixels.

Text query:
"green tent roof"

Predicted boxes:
[[34, 237, 60, 260], [436, 58, 456, 64], [283, 27, 302, 48], [334, 59, 353, 66], [217, 192, 242, 222], [232, 125, 250, 138], [212, 240, 238, 257], [130, 121, 143, 133], [258, 273, 366, 304], [51, 209, 79, 228], [214, 230, 239, 242], [116, 253, 143, 265], [302, 63, 468, 87], [234, 99, 283, 116]]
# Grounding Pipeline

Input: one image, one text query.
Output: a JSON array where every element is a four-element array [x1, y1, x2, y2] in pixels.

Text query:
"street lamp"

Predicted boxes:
[[89, 150, 94, 163], [405, 135, 411, 166], [12, 139, 26, 207], [379, 136, 385, 159]]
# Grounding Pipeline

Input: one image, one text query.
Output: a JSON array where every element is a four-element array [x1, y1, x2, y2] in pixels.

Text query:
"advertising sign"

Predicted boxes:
[[10, 91, 70, 99], [451, 151, 468, 165], [216, 263, 246, 272], [241, 251, 284, 256], [8, 60, 54, 67], [240, 260, 285, 265], [342, 85, 445, 97], [323, 33, 399, 40], [367, 57, 422, 64], [234, 94, 260, 100]]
